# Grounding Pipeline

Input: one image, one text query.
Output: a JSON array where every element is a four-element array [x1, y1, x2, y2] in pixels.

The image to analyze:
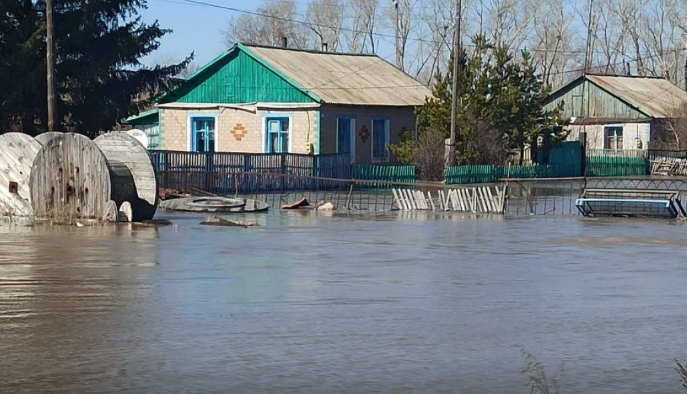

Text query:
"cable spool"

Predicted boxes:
[[94, 132, 159, 221], [34, 132, 63, 146], [0, 133, 41, 217], [30, 133, 115, 222]]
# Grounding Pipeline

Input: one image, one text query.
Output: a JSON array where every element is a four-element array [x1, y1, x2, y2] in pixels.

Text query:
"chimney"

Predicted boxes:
[[322, 42, 328, 52], [282, 37, 288, 48]]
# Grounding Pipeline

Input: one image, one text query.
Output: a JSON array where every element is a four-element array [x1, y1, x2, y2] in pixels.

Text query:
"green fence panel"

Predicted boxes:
[[444, 163, 580, 185], [585, 155, 649, 177], [351, 165, 416, 188]]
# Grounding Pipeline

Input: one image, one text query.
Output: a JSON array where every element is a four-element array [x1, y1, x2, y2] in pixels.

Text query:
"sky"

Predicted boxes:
[[139, 0, 242, 66], [138, 0, 399, 68]]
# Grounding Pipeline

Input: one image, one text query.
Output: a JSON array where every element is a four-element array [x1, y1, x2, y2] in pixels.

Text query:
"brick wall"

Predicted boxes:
[[320, 105, 418, 164], [161, 107, 319, 154]]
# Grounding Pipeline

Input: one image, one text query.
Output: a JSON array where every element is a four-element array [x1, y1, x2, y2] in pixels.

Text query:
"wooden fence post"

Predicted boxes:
[[280, 154, 286, 192]]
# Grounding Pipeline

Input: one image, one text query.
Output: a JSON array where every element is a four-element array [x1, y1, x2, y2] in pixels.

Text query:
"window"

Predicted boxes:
[[604, 126, 623, 150], [191, 117, 216, 152], [265, 117, 290, 153], [337, 117, 356, 162], [372, 118, 390, 161], [139, 124, 160, 149]]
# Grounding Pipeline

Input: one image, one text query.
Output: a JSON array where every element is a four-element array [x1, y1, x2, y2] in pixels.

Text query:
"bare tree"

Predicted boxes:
[[224, 0, 311, 49], [614, 0, 648, 75], [387, 0, 422, 71], [306, 0, 345, 51], [640, 0, 686, 83], [530, 0, 578, 87], [345, 0, 381, 53], [474, 0, 534, 53]]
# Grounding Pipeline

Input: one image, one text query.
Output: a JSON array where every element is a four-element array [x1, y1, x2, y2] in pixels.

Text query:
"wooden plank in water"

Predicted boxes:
[[415, 191, 428, 210], [427, 191, 436, 211], [485, 187, 496, 213]]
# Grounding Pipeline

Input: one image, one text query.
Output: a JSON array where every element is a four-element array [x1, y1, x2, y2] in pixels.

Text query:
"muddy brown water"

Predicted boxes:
[[1, 212, 687, 393]]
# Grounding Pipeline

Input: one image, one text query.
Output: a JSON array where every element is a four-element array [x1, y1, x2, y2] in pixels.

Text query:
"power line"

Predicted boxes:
[[155, 0, 682, 58]]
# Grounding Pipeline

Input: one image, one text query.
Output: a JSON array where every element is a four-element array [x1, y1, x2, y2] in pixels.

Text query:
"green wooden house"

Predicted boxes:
[[544, 74, 687, 151], [125, 43, 430, 164]]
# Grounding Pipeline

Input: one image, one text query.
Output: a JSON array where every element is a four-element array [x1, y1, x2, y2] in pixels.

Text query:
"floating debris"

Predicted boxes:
[[160, 197, 269, 213], [316, 202, 335, 211], [282, 197, 310, 210], [200, 216, 259, 228], [134, 219, 174, 227]]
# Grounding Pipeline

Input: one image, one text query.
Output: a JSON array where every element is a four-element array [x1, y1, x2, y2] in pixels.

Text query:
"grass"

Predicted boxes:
[[517, 346, 564, 394]]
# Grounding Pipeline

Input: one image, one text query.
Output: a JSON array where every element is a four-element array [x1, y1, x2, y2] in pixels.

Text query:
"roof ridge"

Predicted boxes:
[[242, 43, 379, 58], [587, 73, 666, 80]]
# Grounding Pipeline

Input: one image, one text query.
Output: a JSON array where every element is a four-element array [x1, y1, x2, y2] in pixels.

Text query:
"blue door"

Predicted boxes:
[[192, 117, 215, 152], [337, 118, 355, 162]]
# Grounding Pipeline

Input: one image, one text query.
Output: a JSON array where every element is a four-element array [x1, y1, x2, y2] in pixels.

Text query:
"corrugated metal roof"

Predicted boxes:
[[587, 75, 687, 118], [244, 44, 431, 106]]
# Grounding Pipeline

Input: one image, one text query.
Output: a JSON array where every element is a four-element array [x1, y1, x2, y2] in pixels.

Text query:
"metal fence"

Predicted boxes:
[[233, 172, 412, 212], [503, 178, 586, 216]]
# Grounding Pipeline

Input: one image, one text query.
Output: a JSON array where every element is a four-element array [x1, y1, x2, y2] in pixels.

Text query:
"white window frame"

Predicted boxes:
[[604, 126, 624, 151], [262, 115, 293, 154], [336, 117, 356, 163], [371, 118, 390, 163]]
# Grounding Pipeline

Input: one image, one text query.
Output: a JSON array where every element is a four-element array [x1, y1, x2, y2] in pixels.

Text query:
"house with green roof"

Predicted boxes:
[[544, 74, 687, 150], [125, 43, 430, 164]]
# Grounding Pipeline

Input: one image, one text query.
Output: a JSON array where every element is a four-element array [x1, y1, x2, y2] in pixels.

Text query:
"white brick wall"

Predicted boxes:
[[161, 107, 318, 153]]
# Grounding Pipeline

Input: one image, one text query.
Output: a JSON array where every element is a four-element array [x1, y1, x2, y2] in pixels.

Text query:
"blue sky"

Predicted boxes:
[[139, 0, 242, 66], [138, 0, 399, 68]]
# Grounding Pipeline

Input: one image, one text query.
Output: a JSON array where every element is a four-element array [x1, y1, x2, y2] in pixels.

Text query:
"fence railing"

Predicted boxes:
[[150, 150, 351, 193], [445, 164, 580, 185]]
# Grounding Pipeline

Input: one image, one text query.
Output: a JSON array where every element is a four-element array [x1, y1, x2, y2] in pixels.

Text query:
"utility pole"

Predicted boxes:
[[448, 0, 461, 166], [580, 0, 592, 158], [392, 0, 401, 70], [46, 0, 56, 132]]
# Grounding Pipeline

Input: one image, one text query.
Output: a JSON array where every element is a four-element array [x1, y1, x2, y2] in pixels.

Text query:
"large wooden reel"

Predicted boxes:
[[95, 132, 159, 221], [0, 133, 41, 217], [30, 133, 112, 221]]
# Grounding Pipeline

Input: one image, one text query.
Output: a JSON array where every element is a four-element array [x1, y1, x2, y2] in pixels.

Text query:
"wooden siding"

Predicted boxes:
[[545, 79, 646, 119], [319, 105, 418, 164], [161, 50, 316, 104]]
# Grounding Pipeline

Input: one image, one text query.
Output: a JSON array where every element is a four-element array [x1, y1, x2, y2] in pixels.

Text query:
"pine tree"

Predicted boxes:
[[391, 36, 565, 167], [0, 0, 190, 135]]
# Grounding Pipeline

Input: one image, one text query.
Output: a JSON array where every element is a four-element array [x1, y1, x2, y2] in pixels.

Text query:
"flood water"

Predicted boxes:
[[2, 211, 687, 393]]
